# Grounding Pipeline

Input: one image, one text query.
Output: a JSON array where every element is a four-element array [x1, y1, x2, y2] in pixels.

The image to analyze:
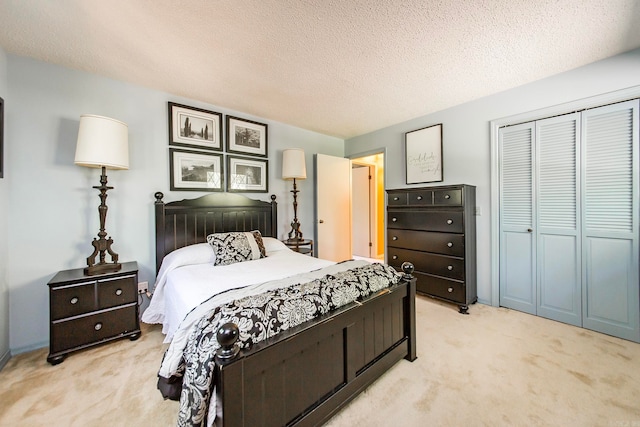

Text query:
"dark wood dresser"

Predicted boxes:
[[387, 184, 477, 313], [47, 261, 141, 364]]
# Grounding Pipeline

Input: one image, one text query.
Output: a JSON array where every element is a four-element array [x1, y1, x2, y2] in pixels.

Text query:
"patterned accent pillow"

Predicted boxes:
[[207, 231, 266, 266]]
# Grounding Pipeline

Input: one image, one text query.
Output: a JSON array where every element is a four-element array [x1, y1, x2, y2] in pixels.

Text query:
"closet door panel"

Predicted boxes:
[[581, 100, 639, 342], [536, 114, 581, 326], [499, 123, 536, 314]]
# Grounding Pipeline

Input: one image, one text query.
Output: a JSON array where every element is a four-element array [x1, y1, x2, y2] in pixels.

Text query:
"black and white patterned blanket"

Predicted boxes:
[[170, 262, 401, 427]]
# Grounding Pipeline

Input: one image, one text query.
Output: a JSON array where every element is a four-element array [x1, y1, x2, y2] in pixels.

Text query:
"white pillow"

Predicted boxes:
[[262, 237, 288, 253], [161, 243, 216, 272]]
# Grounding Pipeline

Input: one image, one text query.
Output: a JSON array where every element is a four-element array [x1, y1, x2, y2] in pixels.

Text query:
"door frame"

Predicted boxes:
[[490, 85, 640, 307], [351, 162, 375, 258], [348, 148, 387, 260]]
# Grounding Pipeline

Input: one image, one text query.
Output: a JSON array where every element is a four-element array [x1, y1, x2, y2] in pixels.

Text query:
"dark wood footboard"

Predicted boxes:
[[214, 268, 417, 427]]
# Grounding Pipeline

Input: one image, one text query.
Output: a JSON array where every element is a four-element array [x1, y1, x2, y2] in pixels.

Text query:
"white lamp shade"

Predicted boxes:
[[75, 114, 129, 170], [282, 148, 306, 179]]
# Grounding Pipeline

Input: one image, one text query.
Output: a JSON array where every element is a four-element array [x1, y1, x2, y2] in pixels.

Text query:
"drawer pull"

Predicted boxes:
[[447, 287, 454, 293], [446, 219, 453, 225], [70, 297, 79, 305], [416, 196, 423, 200], [392, 255, 398, 260], [393, 197, 399, 201], [94, 323, 103, 331], [447, 242, 453, 248], [445, 194, 451, 199], [392, 217, 398, 222], [392, 236, 398, 241], [447, 265, 453, 271], [115, 289, 123, 296]]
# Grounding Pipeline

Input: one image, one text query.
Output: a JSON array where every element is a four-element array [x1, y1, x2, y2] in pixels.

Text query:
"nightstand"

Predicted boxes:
[[47, 261, 141, 365], [283, 239, 314, 256]]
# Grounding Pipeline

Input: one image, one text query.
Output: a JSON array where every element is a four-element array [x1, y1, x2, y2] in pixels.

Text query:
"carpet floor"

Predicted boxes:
[[1, 296, 640, 426]]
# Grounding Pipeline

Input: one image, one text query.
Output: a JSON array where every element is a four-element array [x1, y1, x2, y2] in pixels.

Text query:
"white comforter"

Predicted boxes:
[[142, 238, 334, 343]]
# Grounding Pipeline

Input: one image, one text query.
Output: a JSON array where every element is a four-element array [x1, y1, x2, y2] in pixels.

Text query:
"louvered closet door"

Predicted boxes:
[[535, 113, 582, 326], [499, 122, 536, 314], [581, 100, 639, 342]]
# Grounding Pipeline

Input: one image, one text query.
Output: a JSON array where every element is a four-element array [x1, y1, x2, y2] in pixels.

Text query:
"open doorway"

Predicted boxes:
[[349, 151, 385, 262]]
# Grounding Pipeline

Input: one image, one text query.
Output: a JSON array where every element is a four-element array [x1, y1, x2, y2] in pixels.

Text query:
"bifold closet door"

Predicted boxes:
[[581, 100, 639, 342], [499, 122, 536, 315]]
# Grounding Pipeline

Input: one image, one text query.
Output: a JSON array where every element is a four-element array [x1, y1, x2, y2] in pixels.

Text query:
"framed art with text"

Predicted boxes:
[[405, 123, 443, 184], [169, 148, 223, 191], [226, 115, 268, 157], [227, 155, 268, 193], [168, 102, 222, 151]]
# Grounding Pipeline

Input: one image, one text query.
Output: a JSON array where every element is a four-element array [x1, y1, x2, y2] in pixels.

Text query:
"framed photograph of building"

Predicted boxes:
[[227, 155, 268, 192], [168, 102, 222, 151], [405, 123, 443, 184], [226, 115, 268, 157], [169, 148, 223, 191]]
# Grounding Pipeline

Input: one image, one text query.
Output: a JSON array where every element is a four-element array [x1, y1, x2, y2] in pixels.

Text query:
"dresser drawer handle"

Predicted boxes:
[[416, 196, 423, 200], [393, 197, 399, 201], [447, 287, 454, 293], [445, 194, 451, 199], [447, 242, 453, 248], [446, 219, 453, 225], [94, 323, 103, 331], [447, 265, 453, 271], [392, 217, 397, 222], [70, 297, 79, 305], [392, 255, 398, 260], [392, 236, 398, 241], [115, 289, 123, 296]]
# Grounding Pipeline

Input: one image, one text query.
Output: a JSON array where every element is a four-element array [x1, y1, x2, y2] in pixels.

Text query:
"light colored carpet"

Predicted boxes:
[[1, 296, 640, 427]]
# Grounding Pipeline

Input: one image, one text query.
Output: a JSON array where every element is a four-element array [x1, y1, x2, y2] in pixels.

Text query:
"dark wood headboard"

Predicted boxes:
[[154, 191, 277, 272]]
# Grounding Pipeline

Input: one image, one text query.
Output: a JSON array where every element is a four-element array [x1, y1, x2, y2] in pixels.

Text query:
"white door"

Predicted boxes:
[[352, 165, 371, 257], [315, 154, 352, 262]]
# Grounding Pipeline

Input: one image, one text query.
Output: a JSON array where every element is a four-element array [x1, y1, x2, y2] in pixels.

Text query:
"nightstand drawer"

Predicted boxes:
[[98, 274, 137, 309], [50, 281, 96, 321], [50, 304, 138, 354]]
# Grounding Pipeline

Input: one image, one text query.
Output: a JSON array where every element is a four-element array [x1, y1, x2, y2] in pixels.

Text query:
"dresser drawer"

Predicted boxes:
[[98, 274, 137, 310], [413, 272, 465, 303], [433, 188, 462, 206], [387, 229, 465, 257], [50, 281, 96, 321], [407, 190, 432, 206], [388, 247, 465, 280], [388, 210, 463, 233], [387, 191, 408, 206], [50, 304, 138, 354]]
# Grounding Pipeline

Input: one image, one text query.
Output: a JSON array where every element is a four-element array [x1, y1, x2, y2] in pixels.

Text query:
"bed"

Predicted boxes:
[[145, 191, 417, 427]]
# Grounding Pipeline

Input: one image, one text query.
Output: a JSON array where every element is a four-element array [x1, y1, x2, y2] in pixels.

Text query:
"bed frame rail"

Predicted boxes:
[[215, 265, 417, 427]]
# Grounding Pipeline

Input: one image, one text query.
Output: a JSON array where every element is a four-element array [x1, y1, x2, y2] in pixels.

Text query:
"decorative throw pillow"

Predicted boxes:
[[207, 231, 266, 266]]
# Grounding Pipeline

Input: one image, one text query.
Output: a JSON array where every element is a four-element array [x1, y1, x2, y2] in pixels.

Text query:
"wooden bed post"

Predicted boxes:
[[154, 192, 166, 273], [401, 262, 417, 362]]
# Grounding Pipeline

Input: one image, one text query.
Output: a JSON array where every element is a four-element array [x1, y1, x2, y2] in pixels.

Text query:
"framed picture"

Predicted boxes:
[[0, 97, 3, 179], [226, 115, 268, 157], [405, 123, 443, 184], [168, 102, 222, 151], [169, 148, 224, 191], [227, 155, 268, 193]]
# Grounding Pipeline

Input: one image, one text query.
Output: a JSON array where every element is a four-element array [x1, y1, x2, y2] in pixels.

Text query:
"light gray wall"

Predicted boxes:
[[6, 55, 343, 352], [0, 46, 9, 368], [345, 48, 640, 305]]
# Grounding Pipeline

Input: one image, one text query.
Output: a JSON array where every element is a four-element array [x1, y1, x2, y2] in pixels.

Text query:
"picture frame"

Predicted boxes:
[[405, 123, 443, 184], [169, 148, 224, 191], [0, 97, 3, 179], [226, 115, 268, 157], [227, 155, 268, 193], [168, 102, 222, 151]]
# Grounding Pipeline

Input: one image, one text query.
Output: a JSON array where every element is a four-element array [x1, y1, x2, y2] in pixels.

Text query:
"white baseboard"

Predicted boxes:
[[0, 349, 10, 372]]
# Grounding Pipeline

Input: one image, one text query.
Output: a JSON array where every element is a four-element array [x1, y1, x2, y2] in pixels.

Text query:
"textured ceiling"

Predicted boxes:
[[1, 0, 639, 139]]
